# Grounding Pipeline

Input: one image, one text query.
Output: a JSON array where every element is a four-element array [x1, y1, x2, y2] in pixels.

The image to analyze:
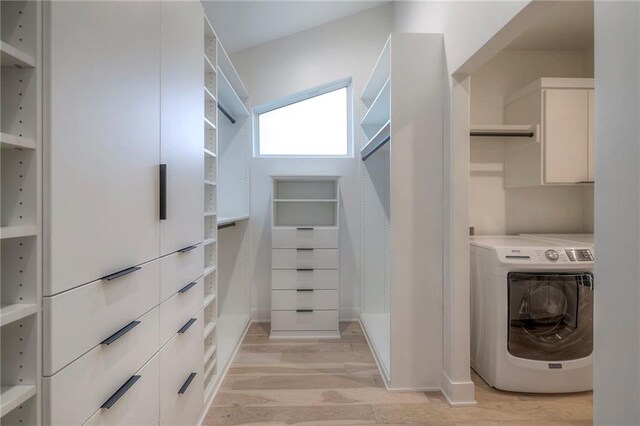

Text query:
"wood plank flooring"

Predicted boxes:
[[203, 322, 592, 425]]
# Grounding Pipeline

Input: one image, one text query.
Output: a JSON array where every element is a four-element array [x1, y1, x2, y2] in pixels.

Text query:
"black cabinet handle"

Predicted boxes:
[[178, 245, 197, 254], [160, 164, 167, 220], [296, 248, 314, 251], [179, 282, 197, 294], [178, 372, 197, 395], [102, 266, 141, 281], [296, 289, 314, 292], [297, 268, 314, 272], [178, 318, 196, 334], [101, 321, 141, 345], [296, 309, 313, 313], [101, 375, 141, 409], [296, 227, 314, 231]]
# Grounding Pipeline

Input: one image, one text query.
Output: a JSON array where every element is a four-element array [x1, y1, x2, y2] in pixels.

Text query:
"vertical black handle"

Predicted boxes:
[[178, 373, 197, 394], [160, 164, 167, 220]]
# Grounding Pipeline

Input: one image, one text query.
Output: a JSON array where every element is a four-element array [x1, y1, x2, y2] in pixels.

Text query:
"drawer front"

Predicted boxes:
[[272, 269, 339, 290], [272, 290, 338, 311], [159, 309, 203, 415], [160, 244, 203, 302], [160, 363, 204, 426], [159, 278, 203, 346], [272, 249, 338, 269], [83, 354, 160, 426], [271, 310, 339, 331], [44, 307, 159, 426], [44, 259, 160, 376], [272, 228, 338, 249]]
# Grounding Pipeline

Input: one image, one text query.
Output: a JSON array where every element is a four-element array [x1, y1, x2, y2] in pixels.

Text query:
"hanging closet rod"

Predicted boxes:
[[361, 135, 391, 161], [470, 131, 534, 138], [218, 222, 236, 230], [218, 103, 236, 124]]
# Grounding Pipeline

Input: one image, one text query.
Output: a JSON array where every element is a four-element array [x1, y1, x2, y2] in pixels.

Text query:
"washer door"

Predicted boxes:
[[507, 272, 593, 361]]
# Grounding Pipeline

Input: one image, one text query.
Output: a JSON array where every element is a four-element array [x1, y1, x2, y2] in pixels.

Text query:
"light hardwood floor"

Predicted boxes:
[[203, 322, 592, 425]]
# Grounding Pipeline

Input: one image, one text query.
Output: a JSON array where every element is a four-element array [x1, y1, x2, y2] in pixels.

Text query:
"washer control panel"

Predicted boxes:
[[496, 247, 594, 264], [566, 248, 594, 262], [545, 249, 560, 261]]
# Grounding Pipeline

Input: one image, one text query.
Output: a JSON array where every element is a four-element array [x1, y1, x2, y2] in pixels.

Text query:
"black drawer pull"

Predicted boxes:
[[178, 372, 197, 395], [178, 245, 197, 254], [102, 266, 142, 281], [101, 375, 141, 409], [101, 321, 141, 345], [178, 318, 196, 334], [179, 281, 197, 294], [296, 309, 313, 313], [296, 289, 314, 292], [160, 164, 167, 220], [296, 227, 314, 231], [296, 248, 314, 251], [297, 268, 314, 272]]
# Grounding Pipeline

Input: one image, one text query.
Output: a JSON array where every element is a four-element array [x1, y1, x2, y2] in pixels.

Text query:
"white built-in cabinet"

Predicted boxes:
[[270, 177, 340, 339], [1, 1, 42, 424], [504, 78, 595, 187]]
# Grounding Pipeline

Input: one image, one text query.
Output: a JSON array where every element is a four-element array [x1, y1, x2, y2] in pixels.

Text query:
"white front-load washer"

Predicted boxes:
[[520, 234, 594, 247], [470, 236, 593, 393]]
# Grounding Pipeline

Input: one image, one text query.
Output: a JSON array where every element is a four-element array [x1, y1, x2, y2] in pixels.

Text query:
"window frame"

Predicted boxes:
[[253, 78, 354, 158]]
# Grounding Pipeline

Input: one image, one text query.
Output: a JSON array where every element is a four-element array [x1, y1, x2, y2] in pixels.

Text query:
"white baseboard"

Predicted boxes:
[[250, 307, 360, 323], [440, 370, 477, 406]]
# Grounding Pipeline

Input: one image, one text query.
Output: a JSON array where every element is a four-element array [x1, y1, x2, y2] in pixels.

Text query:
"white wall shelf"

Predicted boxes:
[[0, 132, 36, 150], [204, 266, 217, 276], [361, 120, 390, 160], [204, 293, 216, 309], [0, 41, 36, 68], [204, 344, 217, 366], [0, 304, 38, 327], [204, 86, 217, 103], [217, 216, 249, 226], [0, 385, 37, 418], [204, 211, 217, 217], [273, 199, 338, 203], [204, 54, 216, 75], [204, 321, 217, 341], [204, 179, 216, 186], [361, 77, 390, 129], [204, 117, 216, 131], [0, 225, 38, 240], [361, 37, 390, 106], [204, 147, 216, 157], [216, 42, 249, 101], [217, 68, 250, 119]]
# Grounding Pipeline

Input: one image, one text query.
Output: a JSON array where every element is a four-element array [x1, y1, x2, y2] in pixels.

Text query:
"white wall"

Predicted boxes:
[[231, 4, 393, 322], [594, 2, 640, 424], [469, 49, 595, 236]]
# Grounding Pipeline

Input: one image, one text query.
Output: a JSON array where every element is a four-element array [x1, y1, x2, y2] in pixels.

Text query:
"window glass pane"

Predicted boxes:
[[258, 87, 348, 156]]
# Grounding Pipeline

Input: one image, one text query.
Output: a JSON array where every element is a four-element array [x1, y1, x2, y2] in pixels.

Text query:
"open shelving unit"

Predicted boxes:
[[0, 1, 41, 424], [272, 178, 339, 228]]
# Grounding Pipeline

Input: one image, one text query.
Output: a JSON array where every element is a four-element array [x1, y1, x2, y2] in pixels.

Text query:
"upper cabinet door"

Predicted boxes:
[[45, 2, 161, 296], [588, 89, 595, 182], [160, 1, 205, 256], [543, 89, 589, 184]]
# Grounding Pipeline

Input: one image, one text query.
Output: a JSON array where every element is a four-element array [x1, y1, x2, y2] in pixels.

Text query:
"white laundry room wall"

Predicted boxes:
[[230, 4, 393, 322]]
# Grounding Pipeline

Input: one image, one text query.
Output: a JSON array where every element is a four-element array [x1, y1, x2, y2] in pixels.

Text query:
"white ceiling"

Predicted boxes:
[[202, 1, 388, 54], [508, 1, 594, 50]]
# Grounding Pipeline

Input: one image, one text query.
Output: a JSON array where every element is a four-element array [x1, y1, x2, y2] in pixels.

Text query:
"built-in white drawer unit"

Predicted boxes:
[[160, 244, 204, 302], [43, 259, 160, 376], [272, 290, 339, 311], [159, 309, 204, 415], [271, 269, 339, 290], [271, 310, 339, 332], [43, 307, 160, 426], [159, 278, 203, 346], [160, 363, 204, 426], [272, 227, 338, 249], [82, 354, 160, 426], [272, 248, 339, 270]]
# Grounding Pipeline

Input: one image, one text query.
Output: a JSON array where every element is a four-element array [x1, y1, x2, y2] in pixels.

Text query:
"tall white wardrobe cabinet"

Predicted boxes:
[[42, 2, 206, 425]]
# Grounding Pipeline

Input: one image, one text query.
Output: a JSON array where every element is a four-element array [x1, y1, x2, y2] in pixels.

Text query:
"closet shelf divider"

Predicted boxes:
[[0, 304, 38, 327], [0, 225, 38, 240], [0, 133, 36, 150], [0, 41, 36, 68], [0, 385, 36, 418]]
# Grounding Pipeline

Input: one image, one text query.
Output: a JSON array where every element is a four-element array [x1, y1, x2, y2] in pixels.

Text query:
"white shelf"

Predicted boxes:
[[0, 385, 36, 418], [0, 225, 37, 240], [204, 321, 217, 340], [204, 266, 217, 277], [273, 199, 337, 203], [0, 304, 37, 327], [470, 124, 535, 137], [204, 86, 217, 103], [204, 211, 217, 217], [204, 147, 216, 158], [204, 179, 216, 186], [204, 238, 216, 246], [204, 116, 216, 131], [204, 293, 216, 309], [361, 77, 390, 128], [0, 133, 36, 150], [361, 37, 390, 106], [204, 344, 217, 366], [217, 42, 249, 101], [217, 215, 249, 226], [204, 54, 216, 75], [0, 41, 35, 68], [361, 120, 391, 160], [204, 356, 217, 381], [217, 68, 250, 119]]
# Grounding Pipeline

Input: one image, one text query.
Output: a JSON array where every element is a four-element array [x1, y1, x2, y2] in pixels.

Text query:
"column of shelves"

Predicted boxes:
[[203, 15, 219, 399], [0, 1, 41, 424]]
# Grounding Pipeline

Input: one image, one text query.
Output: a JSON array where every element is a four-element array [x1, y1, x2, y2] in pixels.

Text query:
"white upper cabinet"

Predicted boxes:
[[45, 2, 161, 295], [160, 1, 204, 256], [504, 78, 594, 187]]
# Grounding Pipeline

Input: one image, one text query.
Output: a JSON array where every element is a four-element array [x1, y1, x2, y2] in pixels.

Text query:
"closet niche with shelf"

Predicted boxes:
[[1, 1, 41, 424]]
